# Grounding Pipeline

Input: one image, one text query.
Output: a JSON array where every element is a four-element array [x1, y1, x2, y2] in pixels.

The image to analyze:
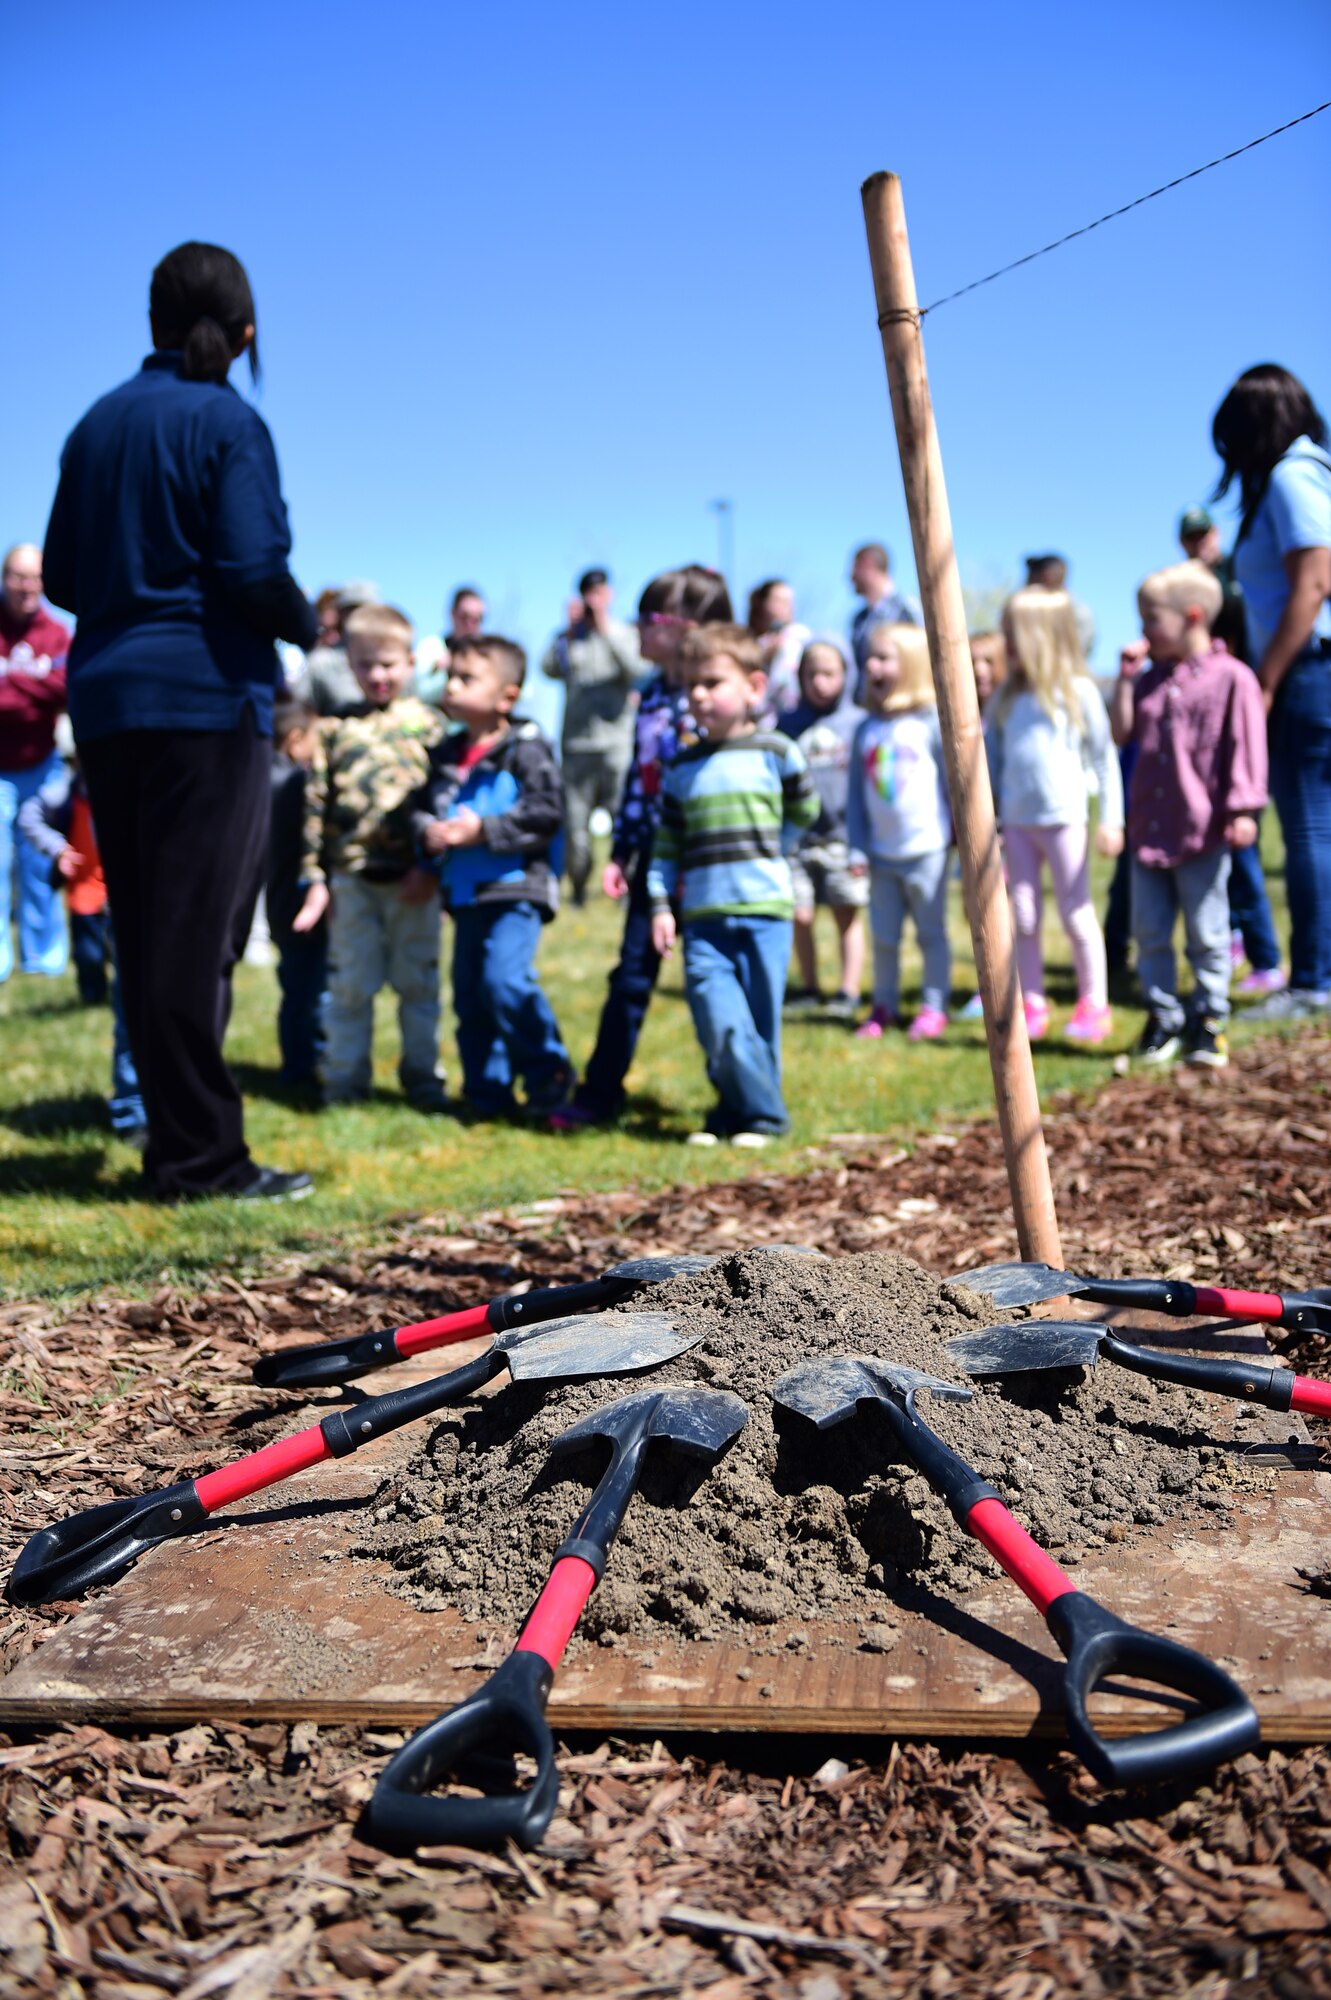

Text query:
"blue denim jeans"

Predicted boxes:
[[0, 751, 68, 981], [682, 915, 792, 1135], [1269, 645, 1331, 992], [1132, 851, 1232, 1029], [70, 906, 111, 1004], [1226, 822, 1281, 973], [452, 901, 571, 1114], [109, 961, 146, 1134]]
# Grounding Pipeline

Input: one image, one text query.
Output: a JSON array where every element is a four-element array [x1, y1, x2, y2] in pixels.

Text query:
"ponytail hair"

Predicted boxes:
[[149, 241, 259, 385]]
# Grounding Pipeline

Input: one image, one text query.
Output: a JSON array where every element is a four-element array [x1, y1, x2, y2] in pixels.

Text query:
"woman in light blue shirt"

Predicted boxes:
[[1213, 365, 1331, 1016]]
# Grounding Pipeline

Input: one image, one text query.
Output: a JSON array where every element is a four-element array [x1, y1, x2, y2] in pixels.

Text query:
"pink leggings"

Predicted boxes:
[[1004, 822, 1106, 1008]]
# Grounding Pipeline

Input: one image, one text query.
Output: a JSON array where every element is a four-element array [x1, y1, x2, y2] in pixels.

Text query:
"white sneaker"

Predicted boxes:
[[731, 1131, 771, 1149], [685, 1130, 720, 1147]]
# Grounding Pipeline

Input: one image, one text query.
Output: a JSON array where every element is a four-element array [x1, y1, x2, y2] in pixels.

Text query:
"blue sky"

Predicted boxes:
[[7, 1, 1329, 733]]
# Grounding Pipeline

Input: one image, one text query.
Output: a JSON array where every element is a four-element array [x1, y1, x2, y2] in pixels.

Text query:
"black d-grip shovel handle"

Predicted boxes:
[[367, 1651, 558, 1853], [1047, 1592, 1261, 1789], [7, 1482, 207, 1604], [876, 1393, 1259, 1790]]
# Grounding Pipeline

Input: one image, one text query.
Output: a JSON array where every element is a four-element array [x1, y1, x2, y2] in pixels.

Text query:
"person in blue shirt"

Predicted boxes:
[[1212, 365, 1331, 1019], [42, 241, 317, 1202]]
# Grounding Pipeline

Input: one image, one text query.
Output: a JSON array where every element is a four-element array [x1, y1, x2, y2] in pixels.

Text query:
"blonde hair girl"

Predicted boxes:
[[846, 624, 953, 1041], [984, 588, 1124, 1045]]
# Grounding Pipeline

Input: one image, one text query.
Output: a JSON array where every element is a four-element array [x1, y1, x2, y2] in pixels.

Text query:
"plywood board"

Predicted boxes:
[[3, 1322, 1328, 1738]]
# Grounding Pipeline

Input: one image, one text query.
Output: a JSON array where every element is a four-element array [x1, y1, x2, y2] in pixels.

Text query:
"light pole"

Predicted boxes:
[[708, 498, 734, 603]]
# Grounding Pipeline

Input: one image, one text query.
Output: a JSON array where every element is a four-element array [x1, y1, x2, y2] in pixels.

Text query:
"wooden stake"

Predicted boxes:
[[861, 171, 1063, 1270]]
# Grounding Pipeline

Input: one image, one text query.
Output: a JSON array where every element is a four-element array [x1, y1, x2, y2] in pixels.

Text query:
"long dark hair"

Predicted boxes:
[[747, 578, 787, 634], [1212, 364, 1327, 543], [150, 242, 259, 386], [638, 564, 733, 624]]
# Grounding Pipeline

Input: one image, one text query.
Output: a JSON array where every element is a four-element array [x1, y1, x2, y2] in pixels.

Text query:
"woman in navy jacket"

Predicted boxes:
[[43, 242, 317, 1201]]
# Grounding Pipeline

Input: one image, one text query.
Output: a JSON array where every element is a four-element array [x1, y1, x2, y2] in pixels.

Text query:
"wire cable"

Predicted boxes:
[[922, 99, 1331, 316]]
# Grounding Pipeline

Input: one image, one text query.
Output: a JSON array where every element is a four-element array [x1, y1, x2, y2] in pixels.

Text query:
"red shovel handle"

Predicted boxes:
[[967, 1496, 1074, 1617], [1292, 1376, 1331, 1419], [195, 1425, 333, 1511], [515, 1556, 599, 1670], [1192, 1286, 1283, 1322], [395, 1301, 494, 1357]]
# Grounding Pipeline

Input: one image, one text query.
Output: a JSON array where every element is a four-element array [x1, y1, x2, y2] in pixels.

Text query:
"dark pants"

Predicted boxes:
[[574, 861, 664, 1119], [1227, 821, 1281, 973], [1270, 646, 1331, 993], [272, 920, 328, 1084], [452, 901, 570, 1114], [70, 906, 112, 1004], [80, 716, 270, 1197]]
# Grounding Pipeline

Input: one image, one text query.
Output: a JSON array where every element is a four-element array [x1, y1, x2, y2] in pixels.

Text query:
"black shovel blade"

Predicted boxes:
[[947, 1321, 1105, 1376], [7, 1481, 207, 1605], [604, 1255, 715, 1284], [551, 1385, 749, 1462], [949, 1260, 1089, 1308], [605, 1242, 825, 1286], [496, 1311, 699, 1382], [772, 1355, 971, 1430]]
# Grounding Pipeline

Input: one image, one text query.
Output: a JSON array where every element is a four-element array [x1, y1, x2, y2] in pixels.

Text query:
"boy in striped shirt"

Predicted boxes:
[[649, 624, 817, 1145]]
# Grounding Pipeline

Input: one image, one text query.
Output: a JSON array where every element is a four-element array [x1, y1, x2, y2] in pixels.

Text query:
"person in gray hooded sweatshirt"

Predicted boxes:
[[776, 637, 867, 1021]]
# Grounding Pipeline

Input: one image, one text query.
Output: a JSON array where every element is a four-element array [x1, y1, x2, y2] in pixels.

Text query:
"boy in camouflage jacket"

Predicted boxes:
[[294, 604, 446, 1108]]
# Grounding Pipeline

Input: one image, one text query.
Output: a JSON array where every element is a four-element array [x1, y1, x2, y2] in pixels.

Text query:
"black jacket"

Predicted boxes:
[[411, 718, 564, 921]]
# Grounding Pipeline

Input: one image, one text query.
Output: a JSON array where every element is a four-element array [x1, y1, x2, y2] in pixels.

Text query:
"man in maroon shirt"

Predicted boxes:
[[1, 544, 70, 981]]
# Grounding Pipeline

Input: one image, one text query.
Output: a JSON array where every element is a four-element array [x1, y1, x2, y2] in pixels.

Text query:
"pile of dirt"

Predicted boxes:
[[356, 1246, 1243, 1650]]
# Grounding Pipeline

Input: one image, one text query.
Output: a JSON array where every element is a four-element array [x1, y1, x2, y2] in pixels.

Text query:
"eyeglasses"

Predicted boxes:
[[638, 612, 687, 629]]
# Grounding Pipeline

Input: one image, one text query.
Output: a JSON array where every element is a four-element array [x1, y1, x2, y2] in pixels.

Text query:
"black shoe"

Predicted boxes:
[[1135, 1015, 1181, 1065], [231, 1165, 315, 1202], [783, 987, 823, 1018], [1184, 1017, 1229, 1069]]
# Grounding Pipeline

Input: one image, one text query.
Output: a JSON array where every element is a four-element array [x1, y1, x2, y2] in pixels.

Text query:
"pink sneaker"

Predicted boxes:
[[855, 1005, 898, 1039], [907, 1005, 948, 1042], [1065, 998, 1113, 1045], [1230, 929, 1246, 971], [1235, 965, 1288, 998], [1023, 995, 1050, 1041]]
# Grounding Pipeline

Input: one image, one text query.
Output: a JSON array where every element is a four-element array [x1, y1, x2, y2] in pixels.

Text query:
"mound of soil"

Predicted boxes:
[[357, 1246, 1243, 1649]]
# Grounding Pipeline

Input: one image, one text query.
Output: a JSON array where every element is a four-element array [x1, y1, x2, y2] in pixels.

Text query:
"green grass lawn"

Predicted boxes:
[[0, 829, 1291, 1300]]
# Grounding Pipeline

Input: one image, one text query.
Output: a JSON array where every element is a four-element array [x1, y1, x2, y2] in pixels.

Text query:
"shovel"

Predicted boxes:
[[950, 1258, 1331, 1338], [772, 1355, 1259, 1788], [7, 1312, 698, 1607], [947, 1321, 1331, 1418], [254, 1243, 819, 1388], [366, 1384, 748, 1853]]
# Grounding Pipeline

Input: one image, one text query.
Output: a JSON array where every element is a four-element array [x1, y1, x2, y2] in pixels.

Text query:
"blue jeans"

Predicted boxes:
[[109, 958, 146, 1133], [576, 861, 664, 1118], [1270, 645, 1331, 992], [1226, 822, 1281, 973], [273, 922, 328, 1085], [0, 751, 68, 981], [71, 906, 111, 1004], [1132, 852, 1231, 1029], [682, 915, 792, 1135], [452, 901, 571, 1114]]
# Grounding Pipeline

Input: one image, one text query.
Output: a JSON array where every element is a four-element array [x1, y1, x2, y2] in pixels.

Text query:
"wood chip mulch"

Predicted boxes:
[[2, 1028, 1330, 1997]]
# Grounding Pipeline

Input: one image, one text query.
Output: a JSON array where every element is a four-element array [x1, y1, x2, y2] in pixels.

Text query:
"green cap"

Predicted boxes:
[[1178, 506, 1214, 539]]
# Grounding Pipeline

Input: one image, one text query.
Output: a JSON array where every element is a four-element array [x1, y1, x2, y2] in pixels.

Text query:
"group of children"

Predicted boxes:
[[264, 549, 1265, 1155]]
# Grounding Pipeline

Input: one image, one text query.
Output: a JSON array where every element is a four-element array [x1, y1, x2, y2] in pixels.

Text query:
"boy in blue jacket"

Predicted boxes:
[[412, 637, 574, 1118]]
